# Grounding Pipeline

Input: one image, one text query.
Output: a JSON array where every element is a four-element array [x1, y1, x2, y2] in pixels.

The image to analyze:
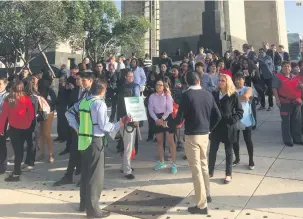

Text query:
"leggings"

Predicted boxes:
[[233, 127, 254, 162]]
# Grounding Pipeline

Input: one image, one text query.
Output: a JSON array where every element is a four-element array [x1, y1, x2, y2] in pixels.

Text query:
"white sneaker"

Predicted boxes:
[[23, 166, 34, 172], [21, 164, 29, 169], [8, 155, 15, 161]]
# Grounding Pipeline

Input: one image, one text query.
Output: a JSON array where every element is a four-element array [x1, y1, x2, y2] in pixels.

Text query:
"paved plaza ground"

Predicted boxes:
[[1, 106, 303, 219]]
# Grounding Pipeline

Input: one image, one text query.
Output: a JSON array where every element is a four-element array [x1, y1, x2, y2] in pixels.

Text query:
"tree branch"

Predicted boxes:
[[37, 43, 55, 78]]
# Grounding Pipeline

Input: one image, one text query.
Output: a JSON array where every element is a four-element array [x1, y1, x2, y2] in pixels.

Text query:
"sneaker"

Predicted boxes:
[[22, 164, 34, 172], [188, 206, 208, 215], [21, 164, 29, 169], [120, 168, 134, 173], [79, 200, 86, 212], [53, 175, 73, 187], [267, 106, 272, 111], [176, 142, 183, 152], [249, 161, 255, 170], [8, 155, 15, 162], [258, 106, 265, 110], [170, 163, 177, 174], [5, 173, 20, 182], [153, 161, 167, 170], [232, 159, 240, 167], [124, 174, 135, 180], [285, 142, 294, 147], [59, 149, 69, 156]]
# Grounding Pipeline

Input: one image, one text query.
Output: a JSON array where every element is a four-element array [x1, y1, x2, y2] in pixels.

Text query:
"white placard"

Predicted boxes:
[[124, 97, 147, 121]]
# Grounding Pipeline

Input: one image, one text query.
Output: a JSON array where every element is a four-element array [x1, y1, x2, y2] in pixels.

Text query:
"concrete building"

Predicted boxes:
[[0, 41, 82, 74], [122, 0, 289, 57], [121, 0, 160, 58]]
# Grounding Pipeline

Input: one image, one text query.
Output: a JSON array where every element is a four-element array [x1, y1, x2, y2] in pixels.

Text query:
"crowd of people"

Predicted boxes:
[[0, 41, 303, 218]]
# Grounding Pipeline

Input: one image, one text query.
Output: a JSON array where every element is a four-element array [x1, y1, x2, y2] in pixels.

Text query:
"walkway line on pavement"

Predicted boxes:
[[234, 144, 286, 218], [233, 112, 286, 218]]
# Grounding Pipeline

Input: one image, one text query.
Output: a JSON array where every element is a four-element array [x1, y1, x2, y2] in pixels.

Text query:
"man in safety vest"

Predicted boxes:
[[66, 79, 124, 218], [272, 61, 303, 147]]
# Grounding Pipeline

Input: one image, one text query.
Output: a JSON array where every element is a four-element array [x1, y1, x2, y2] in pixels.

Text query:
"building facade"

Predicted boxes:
[[122, 0, 288, 57]]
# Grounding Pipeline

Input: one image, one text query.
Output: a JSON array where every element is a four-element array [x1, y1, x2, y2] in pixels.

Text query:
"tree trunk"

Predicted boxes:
[[38, 44, 55, 78]]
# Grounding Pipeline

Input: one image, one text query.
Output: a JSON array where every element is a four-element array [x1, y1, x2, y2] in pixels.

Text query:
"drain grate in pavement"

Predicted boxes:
[[103, 189, 183, 219]]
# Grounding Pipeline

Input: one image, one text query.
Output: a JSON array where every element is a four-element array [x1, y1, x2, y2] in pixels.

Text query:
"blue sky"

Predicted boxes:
[[115, 1, 303, 35], [285, 1, 303, 34]]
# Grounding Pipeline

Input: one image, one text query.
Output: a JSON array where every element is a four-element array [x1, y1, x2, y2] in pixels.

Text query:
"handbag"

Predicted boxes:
[[236, 101, 256, 130], [172, 101, 184, 128], [36, 96, 50, 122]]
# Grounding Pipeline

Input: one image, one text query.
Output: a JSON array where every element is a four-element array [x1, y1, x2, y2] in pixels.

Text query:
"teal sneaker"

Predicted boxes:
[[154, 161, 167, 170], [170, 163, 177, 174]]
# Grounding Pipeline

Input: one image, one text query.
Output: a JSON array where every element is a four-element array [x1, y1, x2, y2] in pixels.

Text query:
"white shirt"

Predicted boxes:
[[133, 67, 147, 87]]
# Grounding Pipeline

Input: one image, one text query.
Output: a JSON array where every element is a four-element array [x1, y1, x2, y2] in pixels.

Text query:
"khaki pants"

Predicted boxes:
[[184, 134, 210, 209]]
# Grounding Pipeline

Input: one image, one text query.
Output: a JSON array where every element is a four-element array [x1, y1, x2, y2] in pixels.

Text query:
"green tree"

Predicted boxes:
[[0, 1, 80, 75], [69, 1, 150, 65]]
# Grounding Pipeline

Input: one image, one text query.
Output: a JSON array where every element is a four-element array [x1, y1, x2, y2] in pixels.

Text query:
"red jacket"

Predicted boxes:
[[0, 95, 34, 133], [276, 73, 302, 103]]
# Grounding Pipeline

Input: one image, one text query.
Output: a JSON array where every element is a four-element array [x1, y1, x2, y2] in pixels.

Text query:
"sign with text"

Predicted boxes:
[[124, 97, 147, 121]]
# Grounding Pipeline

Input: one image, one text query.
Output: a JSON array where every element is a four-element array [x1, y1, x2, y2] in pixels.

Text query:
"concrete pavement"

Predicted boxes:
[[1, 106, 303, 219]]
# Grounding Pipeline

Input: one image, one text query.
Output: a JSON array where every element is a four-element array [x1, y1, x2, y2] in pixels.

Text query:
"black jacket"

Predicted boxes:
[[143, 71, 157, 106], [210, 91, 243, 144], [105, 71, 117, 97], [267, 49, 282, 66], [171, 88, 222, 135], [68, 87, 81, 108], [282, 52, 290, 62]]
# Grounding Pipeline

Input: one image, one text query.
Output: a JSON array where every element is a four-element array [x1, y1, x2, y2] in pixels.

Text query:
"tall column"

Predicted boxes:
[[224, 0, 247, 51], [199, 1, 228, 55], [244, 0, 288, 51]]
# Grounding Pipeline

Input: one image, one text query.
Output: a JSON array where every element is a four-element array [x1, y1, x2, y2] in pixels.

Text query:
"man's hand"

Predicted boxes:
[[119, 118, 125, 128], [156, 119, 164, 126], [276, 99, 281, 108], [69, 84, 75, 89], [0, 133, 3, 136], [75, 129, 78, 135], [133, 121, 139, 127]]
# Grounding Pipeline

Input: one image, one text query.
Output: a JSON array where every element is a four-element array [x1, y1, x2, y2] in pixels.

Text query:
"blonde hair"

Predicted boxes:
[[219, 74, 236, 97]]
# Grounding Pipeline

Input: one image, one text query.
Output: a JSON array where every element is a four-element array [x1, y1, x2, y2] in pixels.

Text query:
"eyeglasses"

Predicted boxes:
[[218, 80, 226, 83], [156, 84, 164, 87]]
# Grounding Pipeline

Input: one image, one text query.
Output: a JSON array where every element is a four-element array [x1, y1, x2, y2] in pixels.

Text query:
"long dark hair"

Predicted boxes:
[[6, 80, 25, 107], [25, 81, 39, 96], [38, 79, 51, 98]]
